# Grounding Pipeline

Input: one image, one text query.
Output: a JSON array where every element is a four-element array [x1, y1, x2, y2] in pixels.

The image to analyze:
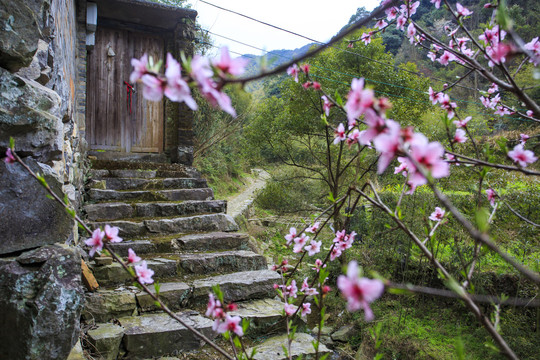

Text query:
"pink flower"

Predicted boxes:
[[375, 19, 388, 29], [438, 93, 457, 119], [488, 83, 499, 94], [431, 0, 442, 8], [284, 303, 296, 316], [361, 32, 372, 45], [306, 222, 320, 233], [300, 64, 310, 74], [312, 82, 321, 91], [524, 37, 540, 64], [406, 134, 450, 188], [407, 23, 416, 44], [216, 315, 244, 337], [486, 43, 513, 67], [486, 188, 496, 207], [330, 246, 342, 261], [333, 123, 346, 145], [285, 227, 297, 246], [206, 293, 222, 317], [456, 3, 473, 17], [190, 55, 213, 86], [313, 258, 326, 272], [287, 64, 300, 82], [396, 15, 406, 31], [346, 78, 375, 123], [346, 129, 362, 147], [4, 148, 16, 164], [135, 261, 155, 285], [85, 229, 105, 257], [427, 52, 437, 61], [453, 116, 471, 128], [453, 129, 468, 143], [285, 281, 298, 298], [429, 207, 445, 221], [479, 26, 506, 46], [300, 278, 319, 296], [304, 240, 322, 256], [526, 110, 533, 117], [394, 157, 409, 176], [520, 134, 530, 145], [164, 53, 197, 110], [293, 234, 309, 253], [508, 144, 538, 167], [213, 46, 248, 77], [130, 54, 148, 83], [337, 261, 384, 320], [141, 74, 164, 101], [302, 82, 312, 90], [321, 95, 332, 116], [347, 42, 354, 48], [385, 6, 398, 21], [104, 225, 122, 243], [428, 87, 441, 105], [301, 303, 311, 317], [373, 120, 401, 174], [438, 51, 456, 66], [494, 106, 512, 116], [127, 248, 141, 264]]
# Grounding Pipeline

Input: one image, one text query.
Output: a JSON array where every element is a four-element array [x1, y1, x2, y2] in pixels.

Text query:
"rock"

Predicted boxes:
[[179, 250, 267, 274], [0, 67, 63, 161], [229, 298, 289, 336], [0, 158, 73, 254], [312, 325, 335, 348], [66, 340, 85, 360], [94, 256, 113, 266], [249, 333, 331, 360], [172, 232, 249, 252], [331, 324, 357, 342], [83, 289, 138, 322], [0, 0, 51, 71], [16, 40, 50, 82], [87, 323, 124, 360], [0, 244, 84, 359]]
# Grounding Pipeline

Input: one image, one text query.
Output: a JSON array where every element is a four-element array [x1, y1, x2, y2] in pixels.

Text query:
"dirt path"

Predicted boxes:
[[226, 169, 270, 219]]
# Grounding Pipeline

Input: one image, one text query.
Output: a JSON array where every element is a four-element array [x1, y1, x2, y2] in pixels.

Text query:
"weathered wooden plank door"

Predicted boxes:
[[86, 26, 164, 153]]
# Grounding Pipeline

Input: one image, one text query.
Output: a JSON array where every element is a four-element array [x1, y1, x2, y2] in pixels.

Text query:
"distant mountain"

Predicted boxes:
[[241, 43, 315, 97]]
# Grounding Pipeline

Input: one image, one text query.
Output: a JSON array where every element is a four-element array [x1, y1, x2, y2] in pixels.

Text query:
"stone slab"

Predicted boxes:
[[172, 232, 249, 252], [136, 282, 190, 312], [88, 188, 214, 202], [249, 333, 331, 360], [191, 270, 280, 305], [83, 289, 138, 322], [179, 250, 266, 274], [90, 259, 177, 286], [87, 323, 124, 360], [119, 312, 215, 358]]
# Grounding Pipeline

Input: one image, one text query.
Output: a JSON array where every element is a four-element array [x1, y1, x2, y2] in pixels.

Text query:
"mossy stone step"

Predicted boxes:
[[84, 200, 226, 222], [88, 177, 208, 191], [90, 213, 238, 238], [191, 270, 281, 305], [178, 250, 267, 275], [90, 258, 178, 287], [118, 311, 215, 359], [248, 332, 331, 360], [171, 231, 250, 252], [88, 188, 214, 202]]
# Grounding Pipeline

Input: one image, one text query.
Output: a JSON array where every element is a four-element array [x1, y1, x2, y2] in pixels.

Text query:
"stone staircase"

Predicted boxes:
[[81, 160, 288, 359]]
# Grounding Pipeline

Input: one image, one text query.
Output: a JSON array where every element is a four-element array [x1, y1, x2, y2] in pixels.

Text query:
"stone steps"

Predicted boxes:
[[90, 213, 239, 239], [82, 160, 288, 359], [89, 251, 268, 286], [84, 200, 226, 221], [88, 177, 208, 191], [87, 188, 214, 202], [106, 231, 251, 257]]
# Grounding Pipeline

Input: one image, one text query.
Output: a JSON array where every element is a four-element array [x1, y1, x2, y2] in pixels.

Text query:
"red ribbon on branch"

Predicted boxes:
[[124, 81, 135, 115]]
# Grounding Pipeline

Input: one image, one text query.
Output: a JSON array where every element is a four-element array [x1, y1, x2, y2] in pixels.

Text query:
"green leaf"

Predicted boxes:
[[327, 191, 335, 203], [319, 354, 329, 360], [281, 345, 289, 358], [495, 137, 508, 153], [222, 331, 230, 341], [66, 208, 76, 218], [154, 282, 161, 296], [233, 336, 242, 349], [388, 287, 413, 295], [154, 301, 162, 308], [242, 318, 250, 333], [321, 114, 328, 125], [63, 194, 69, 205], [36, 173, 48, 187], [445, 277, 466, 297], [475, 207, 490, 232], [334, 90, 343, 107], [46, 194, 54, 200], [496, 0, 513, 30], [9, 137, 15, 150]]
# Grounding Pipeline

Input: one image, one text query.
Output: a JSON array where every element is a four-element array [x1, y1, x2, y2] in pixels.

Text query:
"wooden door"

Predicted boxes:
[[86, 26, 164, 153]]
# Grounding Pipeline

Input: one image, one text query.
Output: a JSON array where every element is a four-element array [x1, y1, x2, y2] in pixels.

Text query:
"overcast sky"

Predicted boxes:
[[187, 0, 380, 57]]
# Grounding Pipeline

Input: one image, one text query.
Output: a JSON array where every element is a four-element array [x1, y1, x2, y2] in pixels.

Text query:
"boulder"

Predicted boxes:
[[87, 323, 124, 360], [0, 67, 63, 162], [0, 0, 51, 71], [331, 324, 357, 342], [0, 244, 84, 360], [0, 158, 73, 254]]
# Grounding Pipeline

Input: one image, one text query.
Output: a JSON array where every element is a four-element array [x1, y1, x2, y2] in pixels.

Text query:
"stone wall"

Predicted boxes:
[[0, 0, 85, 358]]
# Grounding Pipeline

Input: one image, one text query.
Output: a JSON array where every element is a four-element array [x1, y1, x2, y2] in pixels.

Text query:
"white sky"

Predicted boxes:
[[187, 0, 380, 57]]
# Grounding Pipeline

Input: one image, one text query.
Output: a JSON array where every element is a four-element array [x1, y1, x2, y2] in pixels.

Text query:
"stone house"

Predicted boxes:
[[0, 0, 198, 358]]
